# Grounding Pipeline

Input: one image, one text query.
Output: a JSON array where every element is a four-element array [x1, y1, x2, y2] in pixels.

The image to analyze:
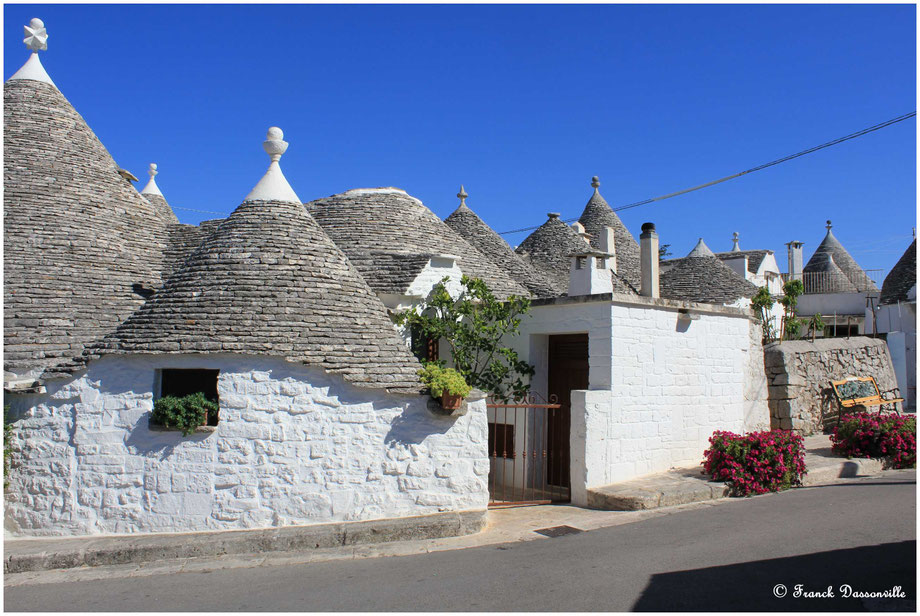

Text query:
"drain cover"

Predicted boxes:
[[534, 525, 584, 538]]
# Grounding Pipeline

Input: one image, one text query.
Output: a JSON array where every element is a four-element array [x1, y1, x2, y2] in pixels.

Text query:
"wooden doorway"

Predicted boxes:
[[546, 334, 589, 499]]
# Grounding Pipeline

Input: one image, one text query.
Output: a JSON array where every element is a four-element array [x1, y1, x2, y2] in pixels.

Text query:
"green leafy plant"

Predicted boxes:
[[395, 276, 535, 401], [417, 364, 473, 399], [751, 286, 776, 343], [151, 393, 218, 436], [4, 405, 17, 490], [807, 313, 825, 342], [779, 279, 804, 340], [832, 412, 915, 469]]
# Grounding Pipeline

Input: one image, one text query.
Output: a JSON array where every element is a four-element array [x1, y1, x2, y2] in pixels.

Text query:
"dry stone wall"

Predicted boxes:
[[764, 337, 900, 435], [5, 354, 488, 537]]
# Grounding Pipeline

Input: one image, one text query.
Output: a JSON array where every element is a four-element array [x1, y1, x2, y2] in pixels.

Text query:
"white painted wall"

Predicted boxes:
[[510, 296, 768, 504], [799, 292, 868, 320], [5, 354, 488, 537], [874, 301, 917, 410]]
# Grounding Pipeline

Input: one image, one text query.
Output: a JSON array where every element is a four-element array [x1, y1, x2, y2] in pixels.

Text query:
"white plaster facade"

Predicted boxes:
[[507, 294, 769, 504], [5, 354, 488, 537], [871, 295, 917, 410]]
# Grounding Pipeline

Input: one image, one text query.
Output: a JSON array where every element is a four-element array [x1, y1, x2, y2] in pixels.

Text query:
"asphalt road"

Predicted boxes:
[[6, 471, 916, 612]]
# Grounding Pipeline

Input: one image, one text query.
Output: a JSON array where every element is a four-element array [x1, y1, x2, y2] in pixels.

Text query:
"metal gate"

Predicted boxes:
[[486, 395, 569, 506]]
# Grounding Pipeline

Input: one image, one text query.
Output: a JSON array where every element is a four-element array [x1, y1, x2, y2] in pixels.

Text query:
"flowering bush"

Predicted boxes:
[[703, 429, 807, 496], [831, 412, 916, 469]]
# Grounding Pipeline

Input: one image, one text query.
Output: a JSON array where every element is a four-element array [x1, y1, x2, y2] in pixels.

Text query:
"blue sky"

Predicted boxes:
[[4, 4, 916, 277]]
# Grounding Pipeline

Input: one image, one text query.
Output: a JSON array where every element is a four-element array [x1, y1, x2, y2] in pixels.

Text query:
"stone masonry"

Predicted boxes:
[[764, 337, 900, 435]]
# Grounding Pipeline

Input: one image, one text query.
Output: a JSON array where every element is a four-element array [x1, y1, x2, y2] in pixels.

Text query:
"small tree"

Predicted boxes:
[[807, 313, 825, 342], [658, 244, 673, 260], [751, 286, 776, 343], [395, 276, 535, 401], [779, 279, 804, 340]]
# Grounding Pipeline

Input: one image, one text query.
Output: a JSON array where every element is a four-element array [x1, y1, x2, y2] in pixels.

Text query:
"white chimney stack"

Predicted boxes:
[[568, 249, 614, 296], [597, 226, 617, 274], [640, 222, 659, 298], [786, 240, 804, 282]]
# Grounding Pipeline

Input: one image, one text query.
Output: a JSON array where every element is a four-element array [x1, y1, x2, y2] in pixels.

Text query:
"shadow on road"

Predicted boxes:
[[633, 540, 916, 612]]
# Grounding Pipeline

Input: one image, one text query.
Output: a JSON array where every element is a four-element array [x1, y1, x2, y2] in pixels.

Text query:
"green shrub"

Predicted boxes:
[[151, 393, 218, 436], [417, 364, 472, 399], [703, 429, 807, 496]]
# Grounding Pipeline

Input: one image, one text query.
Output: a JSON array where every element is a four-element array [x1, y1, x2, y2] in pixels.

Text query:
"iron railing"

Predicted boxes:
[[780, 269, 882, 294]]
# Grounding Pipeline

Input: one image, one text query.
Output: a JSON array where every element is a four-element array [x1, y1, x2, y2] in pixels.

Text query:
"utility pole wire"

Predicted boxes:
[[497, 111, 916, 236]]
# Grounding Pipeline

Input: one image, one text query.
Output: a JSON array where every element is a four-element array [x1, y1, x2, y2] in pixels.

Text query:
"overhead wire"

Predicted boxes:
[[496, 111, 917, 236]]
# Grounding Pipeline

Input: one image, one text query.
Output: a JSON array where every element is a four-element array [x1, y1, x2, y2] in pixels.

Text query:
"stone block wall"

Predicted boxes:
[[5, 354, 488, 537], [764, 337, 900, 435]]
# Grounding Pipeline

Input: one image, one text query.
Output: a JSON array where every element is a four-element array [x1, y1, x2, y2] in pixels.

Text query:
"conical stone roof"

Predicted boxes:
[[804, 220, 878, 292], [880, 239, 916, 305], [687, 238, 716, 258], [660, 249, 759, 305], [577, 177, 641, 289], [445, 198, 559, 298], [802, 252, 857, 294], [515, 213, 634, 295], [140, 163, 179, 223], [99, 133, 423, 394], [306, 188, 529, 300], [4, 71, 172, 383]]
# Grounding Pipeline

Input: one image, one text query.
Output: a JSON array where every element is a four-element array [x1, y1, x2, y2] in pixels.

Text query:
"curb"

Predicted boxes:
[[4, 510, 486, 574], [586, 455, 888, 512]]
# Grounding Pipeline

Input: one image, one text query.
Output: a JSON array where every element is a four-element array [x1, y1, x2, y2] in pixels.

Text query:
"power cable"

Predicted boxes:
[[497, 111, 916, 236]]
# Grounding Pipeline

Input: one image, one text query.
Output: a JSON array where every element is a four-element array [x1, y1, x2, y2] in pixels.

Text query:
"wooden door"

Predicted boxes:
[[546, 334, 589, 496]]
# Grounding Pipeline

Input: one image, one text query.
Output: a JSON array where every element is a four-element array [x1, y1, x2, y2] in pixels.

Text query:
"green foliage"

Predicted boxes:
[[4, 405, 16, 490], [807, 313, 825, 341], [417, 364, 472, 399], [658, 244, 672, 260], [779, 279, 805, 340], [751, 286, 776, 343], [395, 276, 535, 401], [151, 393, 218, 436]]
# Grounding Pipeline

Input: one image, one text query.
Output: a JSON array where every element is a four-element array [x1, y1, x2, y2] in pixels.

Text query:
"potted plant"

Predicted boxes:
[[150, 392, 218, 436], [418, 364, 472, 411]]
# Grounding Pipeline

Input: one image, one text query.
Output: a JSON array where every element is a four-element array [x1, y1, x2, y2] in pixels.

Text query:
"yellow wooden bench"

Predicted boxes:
[[830, 376, 904, 417]]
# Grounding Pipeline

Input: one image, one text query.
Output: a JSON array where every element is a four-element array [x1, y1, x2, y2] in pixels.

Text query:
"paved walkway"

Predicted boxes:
[[4, 434, 892, 587]]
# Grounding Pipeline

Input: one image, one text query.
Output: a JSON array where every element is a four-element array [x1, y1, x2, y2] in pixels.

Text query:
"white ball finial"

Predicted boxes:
[[148, 163, 158, 178], [263, 126, 289, 162], [591, 176, 600, 190], [24, 18, 48, 52]]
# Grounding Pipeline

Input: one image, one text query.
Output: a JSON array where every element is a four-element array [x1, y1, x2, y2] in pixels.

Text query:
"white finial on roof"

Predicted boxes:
[[141, 163, 164, 196], [457, 185, 468, 206], [826, 219, 833, 231], [244, 127, 301, 203], [731, 231, 741, 252], [24, 18, 48, 51], [591, 176, 600, 192], [8, 18, 56, 86]]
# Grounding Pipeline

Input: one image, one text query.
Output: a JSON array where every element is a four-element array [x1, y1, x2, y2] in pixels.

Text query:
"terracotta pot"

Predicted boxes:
[[440, 393, 464, 410]]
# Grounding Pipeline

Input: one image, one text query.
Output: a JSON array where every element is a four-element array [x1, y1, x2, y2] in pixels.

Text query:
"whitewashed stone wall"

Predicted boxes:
[[5, 354, 488, 537], [513, 295, 769, 503]]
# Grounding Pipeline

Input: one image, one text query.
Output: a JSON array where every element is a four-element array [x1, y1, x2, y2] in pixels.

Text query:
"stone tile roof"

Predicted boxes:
[[660, 253, 759, 304], [715, 249, 772, 274], [444, 202, 559, 298], [97, 199, 424, 394], [804, 222, 878, 292], [162, 219, 224, 279], [347, 251, 433, 296], [577, 179, 641, 289], [801, 252, 857, 293], [687, 238, 715, 258], [4, 79, 173, 382], [306, 188, 529, 300], [141, 192, 179, 224], [515, 214, 636, 296], [880, 239, 916, 305]]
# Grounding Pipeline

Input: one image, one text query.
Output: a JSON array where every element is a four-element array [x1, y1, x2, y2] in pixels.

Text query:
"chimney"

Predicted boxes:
[[571, 221, 585, 234], [640, 222, 659, 298], [568, 248, 613, 296], [786, 241, 804, 281], [597, 226, 617, 274]]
